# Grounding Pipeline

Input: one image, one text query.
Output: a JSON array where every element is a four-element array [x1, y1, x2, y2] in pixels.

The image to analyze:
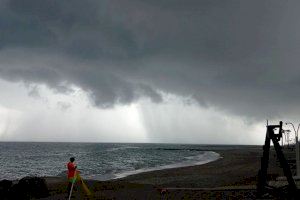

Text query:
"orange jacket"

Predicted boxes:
[[67, 162, 76, 178]]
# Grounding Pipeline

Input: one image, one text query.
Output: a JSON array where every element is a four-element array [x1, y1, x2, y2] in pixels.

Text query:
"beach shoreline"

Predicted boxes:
[[115, 146, 265, 187], [111, 151, 221, 180], [2, 145, 290, 199]]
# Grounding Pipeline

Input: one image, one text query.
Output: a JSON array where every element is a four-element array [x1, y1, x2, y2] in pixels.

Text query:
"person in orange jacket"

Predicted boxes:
[[67, 157, 78, 196], [66, 157, 92, 197]]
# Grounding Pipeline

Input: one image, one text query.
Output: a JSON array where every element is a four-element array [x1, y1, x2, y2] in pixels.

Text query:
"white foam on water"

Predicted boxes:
[[106, 146, 140, 152], [112, 151, 220, 180]]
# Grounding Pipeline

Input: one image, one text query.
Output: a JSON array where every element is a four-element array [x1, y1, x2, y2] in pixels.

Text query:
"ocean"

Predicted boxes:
[[0, 142, 223, 181]]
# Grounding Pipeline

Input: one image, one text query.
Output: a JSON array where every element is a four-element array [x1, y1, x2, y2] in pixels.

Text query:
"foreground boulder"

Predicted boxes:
[[0, 180, 13, 200], [10, 177, 49, 199]]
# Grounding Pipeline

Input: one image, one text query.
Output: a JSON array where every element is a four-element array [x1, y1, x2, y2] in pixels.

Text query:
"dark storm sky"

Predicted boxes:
[[0, 0, 300, 143]]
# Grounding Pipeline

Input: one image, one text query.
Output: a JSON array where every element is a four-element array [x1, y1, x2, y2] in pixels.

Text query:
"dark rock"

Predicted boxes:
[[10, 177, 49, 200], [0, 180, 13, 199]]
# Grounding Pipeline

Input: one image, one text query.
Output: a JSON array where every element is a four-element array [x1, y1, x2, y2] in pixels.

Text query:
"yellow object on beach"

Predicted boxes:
[[77, 174, 92, 196], [68, 171, 92, 197]]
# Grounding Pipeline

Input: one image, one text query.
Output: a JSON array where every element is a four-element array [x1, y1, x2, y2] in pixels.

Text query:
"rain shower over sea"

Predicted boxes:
[[0, 142, 221, 181]]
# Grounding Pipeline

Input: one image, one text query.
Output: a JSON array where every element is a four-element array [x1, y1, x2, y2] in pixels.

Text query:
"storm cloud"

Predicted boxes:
[[1, 0, 300, 120]]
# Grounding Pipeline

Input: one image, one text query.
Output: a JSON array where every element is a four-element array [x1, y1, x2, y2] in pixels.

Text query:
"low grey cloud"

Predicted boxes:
[[27, 84, 40, 98], [57, 101, 71, 111], [1, 0, 300, 120]]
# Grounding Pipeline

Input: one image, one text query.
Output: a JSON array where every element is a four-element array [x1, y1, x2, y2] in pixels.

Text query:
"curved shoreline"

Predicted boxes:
[[112, 151, 221, 180], [4, 146, 287, 199], [118, 146, 267, 188]]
